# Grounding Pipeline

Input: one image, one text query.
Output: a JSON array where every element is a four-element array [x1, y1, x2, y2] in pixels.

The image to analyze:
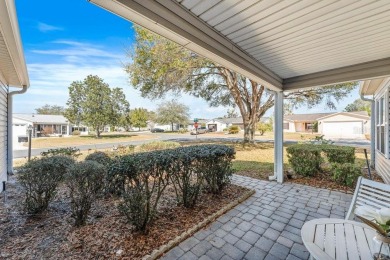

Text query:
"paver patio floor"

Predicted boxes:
[[161, 175, 352, 260]]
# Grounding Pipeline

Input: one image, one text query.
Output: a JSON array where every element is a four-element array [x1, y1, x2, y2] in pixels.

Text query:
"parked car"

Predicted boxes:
[[151, 128, 164, 133], [190, 127, 208, 135]]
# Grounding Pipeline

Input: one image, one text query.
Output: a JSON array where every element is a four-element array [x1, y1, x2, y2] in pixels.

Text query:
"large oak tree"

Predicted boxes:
[[126, 27, 356, 142]]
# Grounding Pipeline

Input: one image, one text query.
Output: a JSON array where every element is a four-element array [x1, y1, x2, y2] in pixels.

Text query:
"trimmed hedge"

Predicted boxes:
[[286, 144, 322, 177], [109, 144, 235, 231], [85, 151, 112, 167], [228, 125, 240, 134], [322, 145, 355, 164], [41, 147, 80, 158], [18, 156, 75, 214], [331, 163, 361, 187], [287, 144, 357, 177]]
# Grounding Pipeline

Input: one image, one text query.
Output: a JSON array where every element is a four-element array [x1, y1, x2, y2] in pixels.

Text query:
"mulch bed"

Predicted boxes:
[[0, 176, 249, 259], [286, 168, 384, 194]]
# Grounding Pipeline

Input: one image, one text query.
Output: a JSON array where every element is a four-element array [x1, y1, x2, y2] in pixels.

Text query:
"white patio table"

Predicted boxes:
[[301, 218, 376, 260]]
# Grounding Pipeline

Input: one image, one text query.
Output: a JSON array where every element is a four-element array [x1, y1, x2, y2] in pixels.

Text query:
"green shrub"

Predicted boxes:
[[85, 151, 112, 167], [41, 147, 81, 158], [322, 145, 355, 164], [197, 145, 235, 194], [18, 156, 75, 214], [223, 128, 228, 132], [117, 151, 171, 232], [66, 161, 105, 226], [72, 130, 81, 136], [308, 135, 334, 145], [134, 141, 180, 152], [286, 144, 323, 176], [178, 128, 188, 134], [228, 125, 240, 134], [257, 122, 272, 135], [331, 163, 361, 187], [112, 144, 234, 230]]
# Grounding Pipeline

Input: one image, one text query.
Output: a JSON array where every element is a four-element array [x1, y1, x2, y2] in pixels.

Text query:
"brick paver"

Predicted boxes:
[[161, 175, 351, 260]]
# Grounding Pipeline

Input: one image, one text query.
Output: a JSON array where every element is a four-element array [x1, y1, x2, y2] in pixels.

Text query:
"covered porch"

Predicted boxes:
[[90, 0, 390, 184]]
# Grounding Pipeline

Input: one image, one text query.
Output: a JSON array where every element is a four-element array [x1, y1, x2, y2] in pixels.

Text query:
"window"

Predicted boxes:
[[283, 123, 289, 130], [376, 95, 387, 155]]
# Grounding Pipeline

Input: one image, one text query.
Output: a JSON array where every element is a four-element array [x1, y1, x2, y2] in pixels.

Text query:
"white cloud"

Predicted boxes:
[[15, 39, 229, 117], [37, 22, 63, 32]]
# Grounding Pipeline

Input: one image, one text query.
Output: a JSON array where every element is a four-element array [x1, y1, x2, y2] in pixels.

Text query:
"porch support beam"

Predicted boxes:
[[274, 91, 284, 183], [283, 57, 390, 91]]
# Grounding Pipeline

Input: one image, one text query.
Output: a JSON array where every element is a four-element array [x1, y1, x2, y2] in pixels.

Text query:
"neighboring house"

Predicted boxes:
[[284, 113, 333, 133], [284, 112, 371, 139], [317, 111, 370, 139], [13, 114, 71, 140], [361, 78, 390, 183], [1, 0, 30, 192], [148, 121, 180, 131], [204, 117, 270, 132]]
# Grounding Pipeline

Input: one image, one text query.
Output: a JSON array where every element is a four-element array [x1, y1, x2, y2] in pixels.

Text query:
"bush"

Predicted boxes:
[[178, 128, 188, 134], [112, 144, 235, 230], [170, 148, 203, 208], [322, 145, 355, 164], [72, 130, 81, 136], [66, 161, 105, 226], [228, 125, 240, 134], [134, 141, 180, 152], [197, 145, 235, 194], [286, 144, 323, 176], [307, 135, 334, 145], [85, 151, 112, 167], [331, 163, 361, 187], [41, 147, 81, 158], [117, 151, 171, 232], [223, 128, 228, 132], [257, 122, 272, 135], [18, 156, 75, 214]]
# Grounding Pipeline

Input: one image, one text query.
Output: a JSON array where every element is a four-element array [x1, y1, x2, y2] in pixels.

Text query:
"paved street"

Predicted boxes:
[[13, 132, 370, 158], [161, 175, 352, 260]]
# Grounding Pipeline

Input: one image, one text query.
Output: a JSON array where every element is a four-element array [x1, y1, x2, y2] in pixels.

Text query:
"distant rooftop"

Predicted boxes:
[[285, 111, 369, 122], [13, 114, 69, 124]]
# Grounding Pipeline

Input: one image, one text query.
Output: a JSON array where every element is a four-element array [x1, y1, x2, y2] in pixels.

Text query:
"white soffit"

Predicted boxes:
[[91, 0, 390, 91], [0, 0, 29, 87], [360, 77, 390, 96]]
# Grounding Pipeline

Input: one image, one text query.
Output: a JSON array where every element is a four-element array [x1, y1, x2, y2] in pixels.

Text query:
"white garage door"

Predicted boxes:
[[322, 121, 363, 138]]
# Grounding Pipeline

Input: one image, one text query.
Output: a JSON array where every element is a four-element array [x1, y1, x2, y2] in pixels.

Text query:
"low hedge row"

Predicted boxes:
[[286, 144, 356, 177], [109, 144, 235, 231]]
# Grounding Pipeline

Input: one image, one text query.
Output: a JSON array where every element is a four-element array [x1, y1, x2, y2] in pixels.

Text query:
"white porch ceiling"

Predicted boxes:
[[90, 0, 390, 91], [0, 0, 29, 87]]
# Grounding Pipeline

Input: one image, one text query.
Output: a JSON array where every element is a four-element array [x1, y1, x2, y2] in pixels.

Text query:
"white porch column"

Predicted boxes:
[[274, 91, 284, 183]]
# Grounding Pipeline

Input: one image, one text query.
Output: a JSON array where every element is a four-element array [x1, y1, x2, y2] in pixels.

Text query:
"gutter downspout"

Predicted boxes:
[[7, 85, 28, 175], [360, 93, 375, 168]]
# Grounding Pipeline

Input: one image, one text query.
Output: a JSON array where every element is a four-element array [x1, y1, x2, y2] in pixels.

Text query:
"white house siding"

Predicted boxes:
[[373, 83, 390, 183], [0, 86, 7, 192], [206, 120, 227, 132]]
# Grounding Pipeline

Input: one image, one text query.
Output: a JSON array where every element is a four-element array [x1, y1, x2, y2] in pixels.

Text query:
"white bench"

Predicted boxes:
[[346, 177, 390, 221]]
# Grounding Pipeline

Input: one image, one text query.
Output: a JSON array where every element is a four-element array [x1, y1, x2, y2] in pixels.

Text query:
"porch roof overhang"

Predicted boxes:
[[0, 0, 29, 88], [360, 77, 390, 96], [90, 0, 390, 91]]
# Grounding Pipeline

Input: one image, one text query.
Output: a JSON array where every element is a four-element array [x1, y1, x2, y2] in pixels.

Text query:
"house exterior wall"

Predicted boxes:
[[0, 86, 7, 192], [294, 122, 306, 132], [283, 121, 295, 132], [206, 120, 226, 132], [318, 114, 370, 138], [373, 81, 390, 183]]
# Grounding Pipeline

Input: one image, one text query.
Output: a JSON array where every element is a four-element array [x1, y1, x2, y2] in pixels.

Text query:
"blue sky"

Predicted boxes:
[[13, 0, 359, 119]]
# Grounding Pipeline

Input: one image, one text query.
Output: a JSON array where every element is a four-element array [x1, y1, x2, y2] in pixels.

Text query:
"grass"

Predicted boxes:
[[25, 132, 157, 149]]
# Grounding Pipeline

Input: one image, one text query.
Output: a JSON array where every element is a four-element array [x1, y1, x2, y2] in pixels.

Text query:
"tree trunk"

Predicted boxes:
[[243, 119, 256, 143], [96, 128, 101, 138]]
